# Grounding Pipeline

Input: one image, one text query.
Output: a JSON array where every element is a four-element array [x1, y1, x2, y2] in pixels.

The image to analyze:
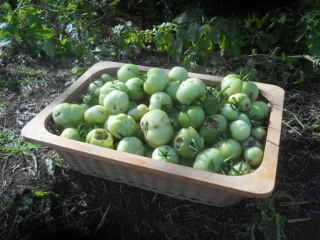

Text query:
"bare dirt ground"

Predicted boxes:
[[1, 55, 320, 240]]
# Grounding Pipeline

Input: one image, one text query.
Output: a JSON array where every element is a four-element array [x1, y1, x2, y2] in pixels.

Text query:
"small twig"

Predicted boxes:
[[283, 109, 305, 129], [282, 121, 302, 136], [279, 201, 309, 207], [286, 217, 310, 223], [152, 193, 158, 203], [95, 203, 111, 233]]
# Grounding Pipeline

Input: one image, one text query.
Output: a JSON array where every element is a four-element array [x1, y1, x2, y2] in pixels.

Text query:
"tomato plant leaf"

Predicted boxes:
[[168, 37, 183, 61], [184, 48, 200, 66], [154, 32, 167, 51], [177, 28, 188, 42], [231, 44, 241, 57], [27, 13, 50, 26], [42, 39, 56, 59], [187, 22, 200, 43], [208, 27, 221, 45], [295, 21, 308, 42], [306, 37, 320, 56], [257, 35, 270, 52]]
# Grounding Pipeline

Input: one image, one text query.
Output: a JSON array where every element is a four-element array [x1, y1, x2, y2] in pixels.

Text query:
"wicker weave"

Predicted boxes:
[[56, 150, 243, 206]]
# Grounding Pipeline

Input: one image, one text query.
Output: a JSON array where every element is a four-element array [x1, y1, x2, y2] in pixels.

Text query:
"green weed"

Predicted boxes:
[[245, 191, 297, 240]]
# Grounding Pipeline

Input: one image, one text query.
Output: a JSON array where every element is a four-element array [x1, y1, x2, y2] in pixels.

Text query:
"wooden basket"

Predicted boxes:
[[21, 61, 285, 207]]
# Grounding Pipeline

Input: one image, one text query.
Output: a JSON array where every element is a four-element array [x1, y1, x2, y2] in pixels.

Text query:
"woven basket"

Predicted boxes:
[[21, 61, 284, 207]]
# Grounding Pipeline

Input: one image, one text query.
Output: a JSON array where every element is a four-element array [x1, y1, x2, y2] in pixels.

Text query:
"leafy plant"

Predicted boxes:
[[0, 186, 56, 234], [1, 0, 319, 83], [245, 191, 297, 240], [104, 1, 320, 82], [0, 135, 41, 159], [0, 0, 112, 59], [0, 127, 42, 179]]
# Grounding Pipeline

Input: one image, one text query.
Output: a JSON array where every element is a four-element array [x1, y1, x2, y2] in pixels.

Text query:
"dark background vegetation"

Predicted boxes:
[[1, 0, 319, 239]]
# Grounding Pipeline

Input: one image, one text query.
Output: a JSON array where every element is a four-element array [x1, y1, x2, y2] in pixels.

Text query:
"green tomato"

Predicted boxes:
[[228, 92, 251, 112], [80, 103, 90, 112], [245, 101, 270, 121], [84, 105, 109, 125], [127, 101, 138, 111], [178, 105, 205, 129], [143, 68, 170, 95], [127, 104, 149, 121], [117, 136, 145, 156], [176, 78, 206, 104], [251, 126, 267, 141], [52, 103, 85, 129], [144, 143, 155, 158], [241, 81, 259, 102], [149, 92, 173, 111], [165, 81, 180, 102], [220, 103, 238, 121], [125, 77, 146, 101], [83, 94, 93, 104], [103, 90, 130, 115], [220, 74, 243, 98], [140, 109, 174, 148], [99, 81, 129, 105], [133, 122, 145, 142], [173, 127, 204, 159], [88, 80, 104, 96], [244, 146, 264, 167], [230, 120, 251, 141], [236, 112, 252, 128], [240, 136, 263, 152], [193, 148, 224, 173], [168, 66, 188, 82], [100, 73, 113, 82], [228, 160, 252, 176], [60, 128, 83, 141], [117, 64, 140, 83], [86, 128, 114, 149], [152, 145, 180, 164], [83, 94, 99, 106], [199, 114, 228, 144], [105, 113, 136, 139], [214, 139, 242, 161]]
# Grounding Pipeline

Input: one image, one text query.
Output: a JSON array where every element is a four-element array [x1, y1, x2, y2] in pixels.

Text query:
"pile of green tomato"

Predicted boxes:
[[52, 64, 270, 176]]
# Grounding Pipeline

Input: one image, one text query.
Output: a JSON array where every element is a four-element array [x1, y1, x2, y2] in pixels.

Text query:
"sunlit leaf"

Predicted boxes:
[[0, 38, 12, 48]]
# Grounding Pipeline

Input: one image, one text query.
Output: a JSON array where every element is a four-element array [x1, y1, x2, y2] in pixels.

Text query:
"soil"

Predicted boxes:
[[0, 54, 319, 240]]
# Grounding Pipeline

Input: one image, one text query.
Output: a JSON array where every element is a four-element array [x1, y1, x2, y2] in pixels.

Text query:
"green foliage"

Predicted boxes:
[[0, 186, 55, 232], [0, 0, 108, 59], [0, 134, 41, 159], [0, 0, 319, 83], [0, 126, 42, 180], [245, 191, 297, 240]]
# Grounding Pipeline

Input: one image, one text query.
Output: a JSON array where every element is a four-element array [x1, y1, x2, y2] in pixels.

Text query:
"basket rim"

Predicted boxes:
[[21, 61, 285, 198]]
